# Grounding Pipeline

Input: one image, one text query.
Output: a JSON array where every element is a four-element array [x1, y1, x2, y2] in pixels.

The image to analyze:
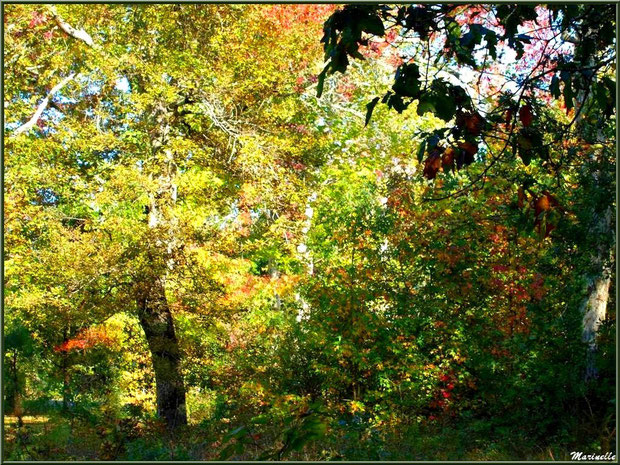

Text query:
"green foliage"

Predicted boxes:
[[3, 3, 615, 462]]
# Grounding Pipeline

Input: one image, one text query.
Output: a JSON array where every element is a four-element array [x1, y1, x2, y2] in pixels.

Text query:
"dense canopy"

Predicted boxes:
[[3, 3, 616, 461]]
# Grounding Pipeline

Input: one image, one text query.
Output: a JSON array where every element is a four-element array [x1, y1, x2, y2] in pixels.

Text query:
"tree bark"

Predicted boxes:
[[129, 94, 188, 428], [581, 206, 613, 381], [572, 31, 614, 381], [136, 278, 187, 429]]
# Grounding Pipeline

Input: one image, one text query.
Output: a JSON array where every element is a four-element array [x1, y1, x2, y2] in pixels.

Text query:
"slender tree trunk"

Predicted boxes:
[[5, 351, 18, 414], [10, 351, 24, 427], [136, 278, 187, 429], [61, 331, 71, 412]]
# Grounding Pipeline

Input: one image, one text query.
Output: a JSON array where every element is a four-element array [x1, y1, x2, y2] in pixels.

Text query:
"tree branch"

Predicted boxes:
[[10, 10, 98, 138], [11, 73, 75, 137], [48, 6, 95, 48]]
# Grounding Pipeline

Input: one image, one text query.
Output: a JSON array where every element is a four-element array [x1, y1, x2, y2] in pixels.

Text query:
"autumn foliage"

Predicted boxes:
[[3, 3, 615, 462], [54, 327, 117, 353]]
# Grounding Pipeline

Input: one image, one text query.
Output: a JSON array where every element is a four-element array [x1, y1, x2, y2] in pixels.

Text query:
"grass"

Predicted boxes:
[[4, 416, 50, 425]]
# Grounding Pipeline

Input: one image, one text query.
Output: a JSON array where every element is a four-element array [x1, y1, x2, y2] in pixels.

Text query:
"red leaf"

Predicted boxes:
[[519, 105, 533, 127]]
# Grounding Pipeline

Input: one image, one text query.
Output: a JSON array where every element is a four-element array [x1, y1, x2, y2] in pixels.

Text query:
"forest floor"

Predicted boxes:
[[3, 413, 584, 461]]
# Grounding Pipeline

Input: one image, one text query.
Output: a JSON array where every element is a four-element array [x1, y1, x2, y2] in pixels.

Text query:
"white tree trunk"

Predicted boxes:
[[580, 207, 613, 380]]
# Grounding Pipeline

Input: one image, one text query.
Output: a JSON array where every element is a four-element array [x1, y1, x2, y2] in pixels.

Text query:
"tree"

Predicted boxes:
[[316, 3, 615, 380], [3, 3, 616, 460], [4, 4, 331, 429]]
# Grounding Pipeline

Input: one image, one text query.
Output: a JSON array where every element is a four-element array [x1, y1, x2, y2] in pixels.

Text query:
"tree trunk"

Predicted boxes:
[[572, 24, 615, 382], [582, 273, 611, 380], [133, 99, 187, 428], [136, 278, 187, 429], [581, 207, 613, 381], [61, 331, 71, 412], [5, 351, 18, 414]]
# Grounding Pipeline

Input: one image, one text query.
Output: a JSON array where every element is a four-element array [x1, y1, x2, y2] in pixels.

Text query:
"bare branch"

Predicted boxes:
[[11, 73, 76, 137], [10, 10, 97, 138], [48, 5, 95, 48]]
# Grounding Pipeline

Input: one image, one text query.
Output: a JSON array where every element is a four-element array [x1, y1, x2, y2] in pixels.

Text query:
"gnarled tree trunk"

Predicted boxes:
[[136, 278, 187, 429]]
